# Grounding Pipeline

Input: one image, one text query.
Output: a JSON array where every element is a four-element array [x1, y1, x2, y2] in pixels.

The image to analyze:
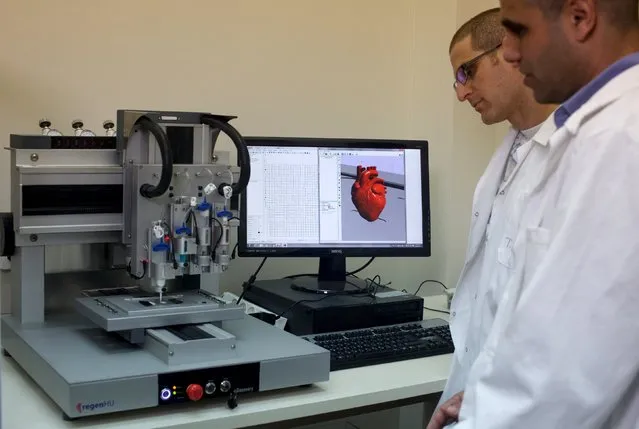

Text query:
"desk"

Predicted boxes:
[[1, 295, 452, 429]]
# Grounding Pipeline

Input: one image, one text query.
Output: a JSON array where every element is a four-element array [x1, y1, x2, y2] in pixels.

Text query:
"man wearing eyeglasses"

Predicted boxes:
[[431, 0, 639, 427], [427, 8, 556, 429]]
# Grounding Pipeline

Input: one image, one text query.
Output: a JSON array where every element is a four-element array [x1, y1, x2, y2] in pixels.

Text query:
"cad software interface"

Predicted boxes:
[[245, 145, 425, 249]]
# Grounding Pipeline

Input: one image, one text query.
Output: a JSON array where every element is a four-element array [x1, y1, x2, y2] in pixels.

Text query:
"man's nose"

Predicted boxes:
[[455, 83, 471, 102], [502, 33, 521, 64]]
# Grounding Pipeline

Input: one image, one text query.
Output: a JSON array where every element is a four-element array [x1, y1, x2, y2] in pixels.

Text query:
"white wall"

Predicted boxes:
[[0, 0, 499, 301]]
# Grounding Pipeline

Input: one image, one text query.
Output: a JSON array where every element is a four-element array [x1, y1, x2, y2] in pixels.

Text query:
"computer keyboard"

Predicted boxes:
[[302, 318, 454, 371]]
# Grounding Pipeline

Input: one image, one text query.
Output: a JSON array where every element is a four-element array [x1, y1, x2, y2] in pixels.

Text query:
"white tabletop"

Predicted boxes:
[[1, 296, 452, 429]]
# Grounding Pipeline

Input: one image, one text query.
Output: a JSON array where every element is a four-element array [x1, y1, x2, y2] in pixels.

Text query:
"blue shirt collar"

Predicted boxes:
[[554, 51, 639, 128]]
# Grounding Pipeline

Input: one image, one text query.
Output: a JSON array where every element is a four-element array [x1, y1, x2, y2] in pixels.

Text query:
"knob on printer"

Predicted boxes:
[[220, 379, 231, 393], [186, 384, 204, 401]]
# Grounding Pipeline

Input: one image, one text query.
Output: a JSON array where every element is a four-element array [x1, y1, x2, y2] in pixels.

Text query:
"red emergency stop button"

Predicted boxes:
[[186, 384, 204, 401]]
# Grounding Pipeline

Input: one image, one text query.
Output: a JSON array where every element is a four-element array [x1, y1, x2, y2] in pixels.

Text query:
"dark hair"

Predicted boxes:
[[449, 8, 505, 53], [531, 0, 638, 28]]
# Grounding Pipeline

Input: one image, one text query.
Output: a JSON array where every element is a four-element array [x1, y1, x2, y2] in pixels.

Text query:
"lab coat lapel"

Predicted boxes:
[[494, 82, 627, 340], [525, 64, 639, 215], [512, 67, 639, 293], [464, 129, 515, 264], [563, 64, 639, 136]]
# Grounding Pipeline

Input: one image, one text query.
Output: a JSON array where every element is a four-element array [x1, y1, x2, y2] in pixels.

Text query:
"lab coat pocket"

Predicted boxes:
[[497, 237, 515, 269], [523, 227, 551, 286]]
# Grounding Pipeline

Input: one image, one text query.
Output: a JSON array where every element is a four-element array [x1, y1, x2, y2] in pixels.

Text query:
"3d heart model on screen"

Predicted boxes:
[[351, 165, 387, 222], [340, 154, 407, 243]]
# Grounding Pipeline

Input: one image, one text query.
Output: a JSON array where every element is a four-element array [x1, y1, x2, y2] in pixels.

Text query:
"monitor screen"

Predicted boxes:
[[238, 137, 430, 258], [237, 136, 430, 295]]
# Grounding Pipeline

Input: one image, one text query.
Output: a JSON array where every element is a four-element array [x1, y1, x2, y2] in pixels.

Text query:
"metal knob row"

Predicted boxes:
[[38, 118, 117, 136]]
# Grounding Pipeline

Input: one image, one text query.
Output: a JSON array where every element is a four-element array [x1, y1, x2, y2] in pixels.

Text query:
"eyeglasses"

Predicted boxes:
[[453, 43, 502, 89]]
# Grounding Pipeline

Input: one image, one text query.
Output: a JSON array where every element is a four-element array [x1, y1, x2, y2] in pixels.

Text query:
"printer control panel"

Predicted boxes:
[[157, 363, 260, 408]]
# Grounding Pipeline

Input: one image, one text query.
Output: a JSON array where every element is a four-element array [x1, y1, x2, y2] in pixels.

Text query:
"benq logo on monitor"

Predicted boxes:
[[330, 249, 343, 254], [76, 400, 115, 413]]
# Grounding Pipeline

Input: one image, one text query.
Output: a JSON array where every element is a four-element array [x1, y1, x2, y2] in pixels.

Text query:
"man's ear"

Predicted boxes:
[[564, 0, 597, 42]]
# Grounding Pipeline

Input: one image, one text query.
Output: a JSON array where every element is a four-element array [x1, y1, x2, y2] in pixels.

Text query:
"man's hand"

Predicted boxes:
[[426, 391, 464, 429]]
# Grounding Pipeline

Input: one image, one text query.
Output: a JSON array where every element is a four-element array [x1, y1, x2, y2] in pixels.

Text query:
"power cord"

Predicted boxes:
[[423, 305, 450, 315], [406, 279, 450, 315], [415, 279, 447, 295]]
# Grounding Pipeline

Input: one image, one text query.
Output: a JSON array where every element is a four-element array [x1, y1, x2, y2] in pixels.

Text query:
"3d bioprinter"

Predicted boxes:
[[0, 110, 329, 420]]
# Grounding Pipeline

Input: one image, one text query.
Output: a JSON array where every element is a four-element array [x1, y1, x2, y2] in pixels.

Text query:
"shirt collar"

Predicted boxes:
[[528, 114, 557, 147], [520, 122, 542, 141], [554, 51, 639, 128]]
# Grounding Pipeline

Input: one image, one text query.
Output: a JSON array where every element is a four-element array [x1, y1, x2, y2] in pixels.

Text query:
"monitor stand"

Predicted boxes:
[[289, 255, 370, 295]]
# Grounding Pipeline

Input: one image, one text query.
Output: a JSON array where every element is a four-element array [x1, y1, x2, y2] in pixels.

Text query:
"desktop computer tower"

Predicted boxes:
[[243, 279, 425, 336]]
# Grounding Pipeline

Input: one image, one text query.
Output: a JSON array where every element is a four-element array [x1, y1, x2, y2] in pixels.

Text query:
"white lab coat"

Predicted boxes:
[[450, 63, 639, 428], [439, 113, 557, 406]]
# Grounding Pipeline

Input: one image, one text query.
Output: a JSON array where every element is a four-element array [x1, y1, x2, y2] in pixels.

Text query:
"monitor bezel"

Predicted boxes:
[[237, 136, 431, 258]]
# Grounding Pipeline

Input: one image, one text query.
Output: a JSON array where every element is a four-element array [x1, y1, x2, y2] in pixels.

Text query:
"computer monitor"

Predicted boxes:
[[238, 136, 430, 294]]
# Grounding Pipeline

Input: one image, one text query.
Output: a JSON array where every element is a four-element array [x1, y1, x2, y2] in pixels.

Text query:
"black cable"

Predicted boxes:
[[227, 217, 240, 259], [346, 257, 374, 276], [412, 280, 450, 314], [231, 242, 239, 259], [136, 116, 173, 199], [415, 279, 447, 296], [424, 306, 450, 315], [211, 218, 223, 250], [200, 115, 251, 197], [284, 257, 375, 279], [236, 257, 268, 305], [126, 260, 147, 280], [185, 209, 200, 243], [368, 274, 383, 295]]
